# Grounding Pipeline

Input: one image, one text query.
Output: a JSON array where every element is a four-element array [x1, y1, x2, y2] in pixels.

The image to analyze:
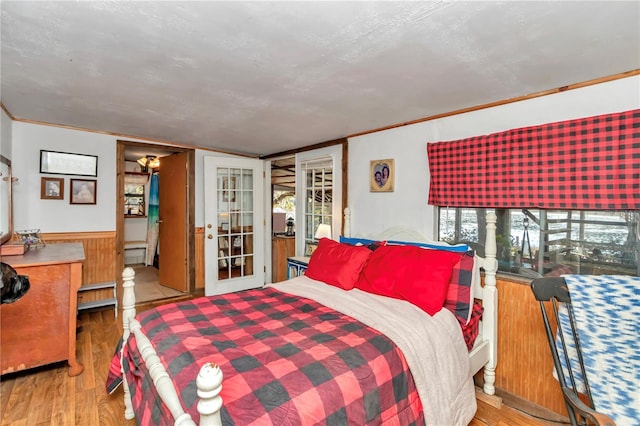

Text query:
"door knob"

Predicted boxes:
[[207, 234, 213, 239]]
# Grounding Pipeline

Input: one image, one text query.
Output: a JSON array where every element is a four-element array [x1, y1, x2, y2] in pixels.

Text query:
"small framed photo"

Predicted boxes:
[[305, 242, 318, 256], [370, 159, 394, 192], [70, 179, 97, 205], [40, 177, 64, 200]]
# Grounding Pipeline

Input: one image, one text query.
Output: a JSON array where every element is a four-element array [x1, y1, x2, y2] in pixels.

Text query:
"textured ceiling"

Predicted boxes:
[[2, 1, 639, 156]]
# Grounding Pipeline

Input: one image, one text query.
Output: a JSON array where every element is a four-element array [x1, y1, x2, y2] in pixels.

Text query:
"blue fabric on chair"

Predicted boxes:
[[559, 274, 640, 425]]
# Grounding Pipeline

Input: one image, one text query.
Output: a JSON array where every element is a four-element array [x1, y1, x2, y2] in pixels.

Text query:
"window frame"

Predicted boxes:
[[438, 207, 639, 278]]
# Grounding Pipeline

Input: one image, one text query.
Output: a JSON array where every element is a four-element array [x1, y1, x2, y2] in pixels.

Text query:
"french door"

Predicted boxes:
[[295, 146, 342, 257], [204, 156, 265, 295]]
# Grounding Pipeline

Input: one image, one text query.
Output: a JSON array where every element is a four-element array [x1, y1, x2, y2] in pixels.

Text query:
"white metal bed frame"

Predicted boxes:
[[119, 211, 498, 425]]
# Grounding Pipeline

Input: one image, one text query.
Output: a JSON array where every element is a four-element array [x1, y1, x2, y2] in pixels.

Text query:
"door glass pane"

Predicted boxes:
[[217, 166, 254, 281], [302, 160, 333, 254]]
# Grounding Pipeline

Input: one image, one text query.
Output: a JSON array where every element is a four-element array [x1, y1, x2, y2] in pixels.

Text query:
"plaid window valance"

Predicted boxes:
[[427, 109, 640, 210]]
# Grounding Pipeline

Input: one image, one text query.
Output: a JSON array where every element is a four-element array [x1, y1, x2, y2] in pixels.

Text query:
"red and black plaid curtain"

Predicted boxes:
[[427, 109, 640, 210]]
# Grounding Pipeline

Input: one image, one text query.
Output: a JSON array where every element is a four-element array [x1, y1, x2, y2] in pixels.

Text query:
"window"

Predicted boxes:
[[439, 208, 639, 278], [303, 159, 332, 254]]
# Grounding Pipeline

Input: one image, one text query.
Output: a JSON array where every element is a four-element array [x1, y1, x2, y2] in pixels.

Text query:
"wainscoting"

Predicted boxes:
[[493, 277, 567, 417], [40, 231, 116, 286]]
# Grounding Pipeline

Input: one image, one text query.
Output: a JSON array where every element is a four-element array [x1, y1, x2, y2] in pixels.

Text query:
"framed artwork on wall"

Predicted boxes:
[[305, 242, 318, 256], [70, 179, 97, 205], [40, 177, 64, 200], [40, 150, 98, 177], [370, 159, 394, 192]]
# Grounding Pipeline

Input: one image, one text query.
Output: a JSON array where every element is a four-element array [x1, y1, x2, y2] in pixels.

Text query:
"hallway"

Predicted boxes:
[[129, 264, 185, 304]]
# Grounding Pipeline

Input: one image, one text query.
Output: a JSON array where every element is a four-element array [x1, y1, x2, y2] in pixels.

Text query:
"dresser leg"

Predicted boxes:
[[68, 360, 84, 377]]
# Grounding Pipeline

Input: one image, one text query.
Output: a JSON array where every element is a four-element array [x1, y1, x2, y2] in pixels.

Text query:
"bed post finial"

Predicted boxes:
[[344, 207, 351, 238], [482, 211, 498, 395], [197, 363, 224, 426]]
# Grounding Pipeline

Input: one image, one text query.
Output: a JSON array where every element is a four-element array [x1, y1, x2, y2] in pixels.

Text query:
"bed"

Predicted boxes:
[[108, 211, 498, 425]]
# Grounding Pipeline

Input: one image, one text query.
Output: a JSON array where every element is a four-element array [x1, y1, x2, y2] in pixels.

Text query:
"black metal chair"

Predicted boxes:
[[530, 277, 616, 426]]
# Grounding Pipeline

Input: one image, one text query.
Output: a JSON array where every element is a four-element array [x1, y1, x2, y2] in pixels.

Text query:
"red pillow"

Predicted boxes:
[[305, 238, 373, 290], [356, 245, 403, 298], [358, 244, 462, 315]]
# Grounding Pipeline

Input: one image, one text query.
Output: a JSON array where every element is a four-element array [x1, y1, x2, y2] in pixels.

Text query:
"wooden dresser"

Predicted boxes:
[[1, 243, 85, 376]]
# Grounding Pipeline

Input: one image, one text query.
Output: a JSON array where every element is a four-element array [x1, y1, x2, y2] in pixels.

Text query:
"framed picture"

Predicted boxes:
[[305, 242, 318, 256], [40, 150, 98, 177], [40, 177, 64, 200], [370, 159, 394, 192], [70, 179, 97, 204], [222, 176, 236, 202]]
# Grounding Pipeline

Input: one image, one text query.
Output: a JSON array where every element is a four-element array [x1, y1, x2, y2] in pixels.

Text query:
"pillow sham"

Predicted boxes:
[[339, 236, 386, 252], [339, 236, 377, 246], [341, 235, 469, 252], [461, 301, 484, 351], [305, 238, 373, 290], [387, 239, 470, 253], [358, 244, 463, 315], [443, 250, 476, 325]]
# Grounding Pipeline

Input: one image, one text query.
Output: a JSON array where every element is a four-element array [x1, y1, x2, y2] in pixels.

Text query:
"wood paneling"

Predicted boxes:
[[494, 277, 567, 416], [40, 231, 116, 286], [272, 236, 295, 282]]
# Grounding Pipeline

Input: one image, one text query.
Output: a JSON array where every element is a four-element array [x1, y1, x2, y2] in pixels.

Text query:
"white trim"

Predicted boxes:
[[295, 145, 343, 256]]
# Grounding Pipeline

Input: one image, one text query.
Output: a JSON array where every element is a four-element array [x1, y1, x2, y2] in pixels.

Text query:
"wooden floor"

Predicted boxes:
[[1, 303, 560, 425], [129, 264, 186, 303]]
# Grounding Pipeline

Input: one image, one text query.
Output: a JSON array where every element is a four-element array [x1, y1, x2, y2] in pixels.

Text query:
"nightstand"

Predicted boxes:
[[287, 256, 310, 279]]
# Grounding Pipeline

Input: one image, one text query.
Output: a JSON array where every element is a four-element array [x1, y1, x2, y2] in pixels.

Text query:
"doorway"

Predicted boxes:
[[203, 156, 265, 296], [116, 141, 195, 305], [270, 156, 296, 282]]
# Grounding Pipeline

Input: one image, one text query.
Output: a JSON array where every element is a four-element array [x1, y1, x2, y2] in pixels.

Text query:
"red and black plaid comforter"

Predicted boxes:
[[108, 287, 424, 425]]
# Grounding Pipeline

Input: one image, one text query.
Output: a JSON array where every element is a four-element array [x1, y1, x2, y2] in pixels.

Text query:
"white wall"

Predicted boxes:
[[348, 76, 640, 239], [11, 122, 117, 232], [195, 150, 240, 227], [1, 109, 12, 160], [9, 121, 237, 233], [7, 76, 639, 237]]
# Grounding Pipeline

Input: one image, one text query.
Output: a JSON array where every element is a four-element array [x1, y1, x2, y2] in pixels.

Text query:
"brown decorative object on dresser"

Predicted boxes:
[[1, 242, 85, 376], [0, 241, 26, 256]]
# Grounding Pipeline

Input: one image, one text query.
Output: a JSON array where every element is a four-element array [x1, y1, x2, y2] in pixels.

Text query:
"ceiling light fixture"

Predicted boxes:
[[137, 155, 160, 170]]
